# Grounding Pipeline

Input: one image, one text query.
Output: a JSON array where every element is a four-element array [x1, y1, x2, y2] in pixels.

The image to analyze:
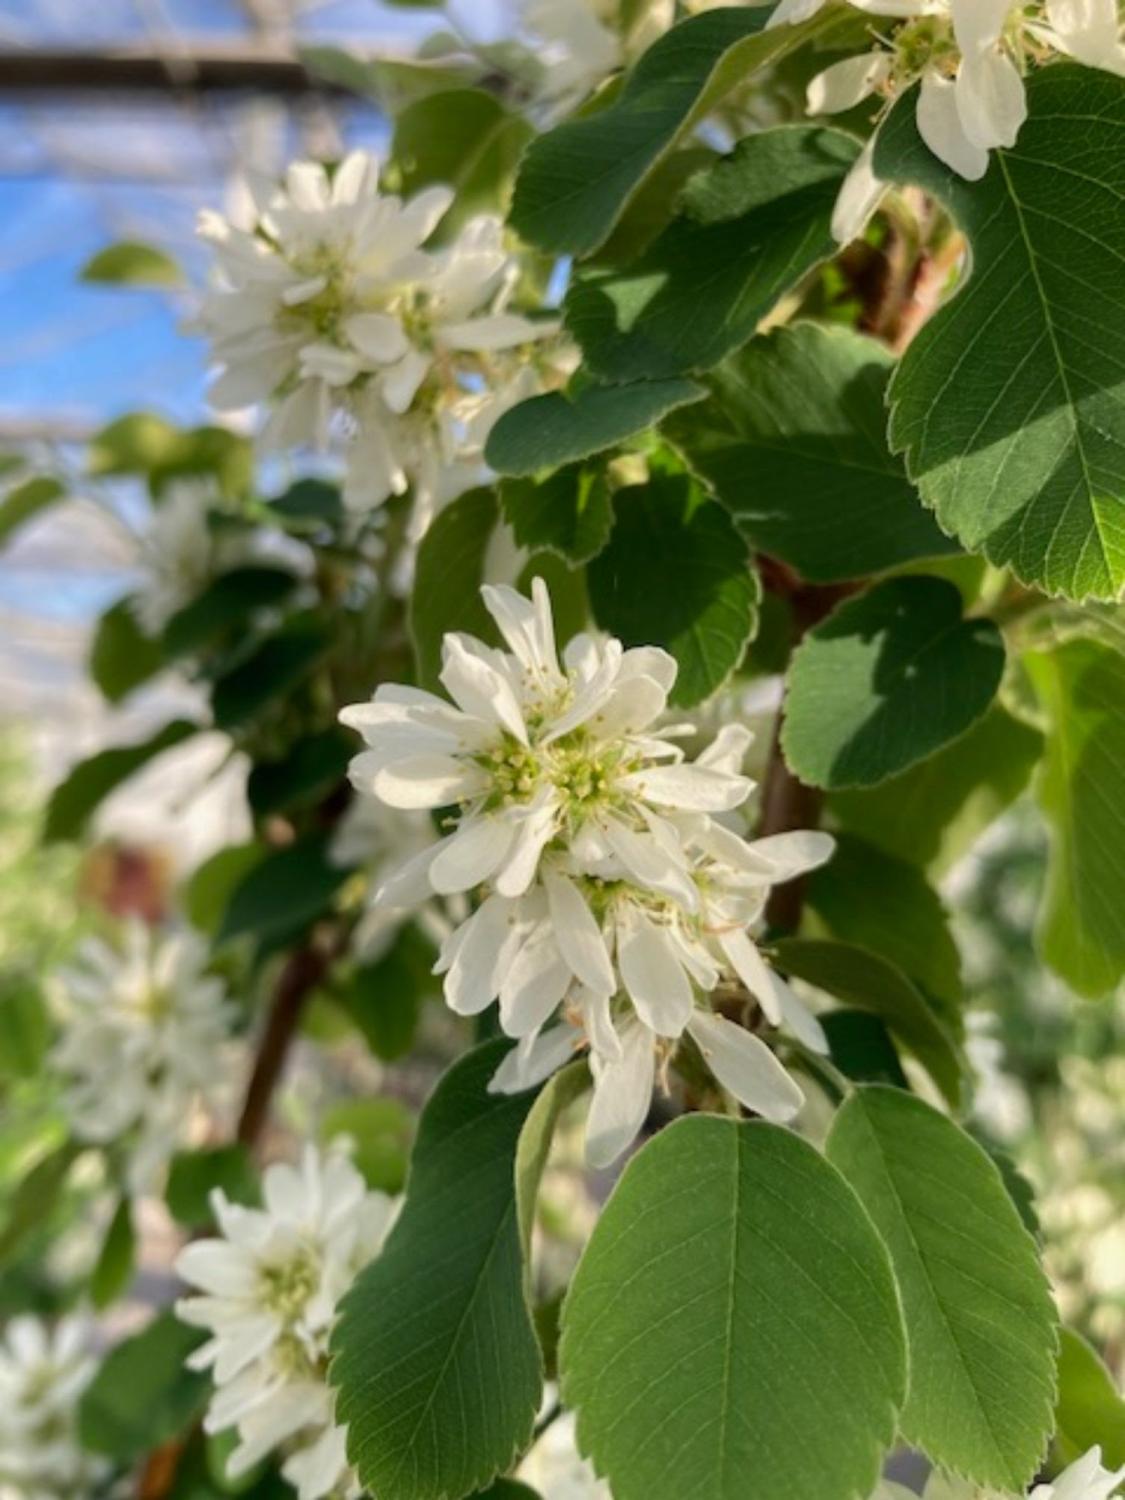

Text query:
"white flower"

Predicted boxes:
[[0, 1316, 103, 1500], [1030, 1448, 1125, 1500], [52, 921, 236, 1192], [132, 477, 310, 636], [342, 579, 833, 1168], [802, 0, 1125, 240], [341, 579, 751, 912], [176, 1145, 396, 1500], [198, 151, 558, 534], [519, 0, 674, 107]]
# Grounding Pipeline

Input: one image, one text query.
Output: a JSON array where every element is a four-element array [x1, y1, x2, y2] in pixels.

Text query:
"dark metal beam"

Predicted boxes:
[[0, 49, 352, 96]]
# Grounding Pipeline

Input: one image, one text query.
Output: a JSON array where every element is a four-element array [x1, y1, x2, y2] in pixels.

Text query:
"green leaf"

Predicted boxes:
[[0, 976, 50, 1079], [560, 1116, 906, 1500], [43, 719, 197, 843], [211, 614, 331, 731], [875, 66, 1125, 601], [217, 832, 349, 949], [485, 378, 703, 478], [829, 705, 1044, 876], [392, 88, 533, 225], [185, 843, 267, 936], [1026, 641, 1125, 998], [80, 240, 184, 286], [339, 927, 435, 1062], [821, 1010, 908, 1089], [89, 598, 164, 703], [782, 577, 1005, 789], [807, 834, 963, 1013], [162, 567, 298, 657], [826, 1087, 1058, 1491], [510, 7, 836, 255], [500, 464, 614, 564], [267, 477, 343, 528], [166, 1145, 259, 1229], [0, 1142, 78, 1266], [321, 1098, 415, 1197], [1052, 1328, 1125, 1471], [669, 323, 956, 580], [518, 551, 589, 647], [565, 128, 857, 382], [515, 1061, 590, 1264], [410, 487, 500, 691], [247, 729, 354, 818], [88, 412, 182, 475], [0, 476, 66, 545], [771, 938, 966, 1107], [587, 472, 758, 706], [330, 1041, 544, 1500], [79, 1311, 208, 1462], [90, 1196, 135, 1309]]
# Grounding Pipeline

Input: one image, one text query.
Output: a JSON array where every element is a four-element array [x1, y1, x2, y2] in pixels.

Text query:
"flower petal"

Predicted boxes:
[[544, 870, 615, 996], [917, 71, 990, 180], [372, 754, 487, 809], [618, 905, 694, 1038], [687, 1011, 805, 1123], [586, 1019, 655, 1168]]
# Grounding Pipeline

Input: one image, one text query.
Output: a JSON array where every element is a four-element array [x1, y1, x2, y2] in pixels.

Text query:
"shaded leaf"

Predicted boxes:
[[669, 323, 955, 580], [321, 1098, 414, 1197], [587, 472, 758, 706], [90, 1197, 135, 1309], [821, 1010, 909, 1089], [565, 128, 857, 381], [510, 7, 835, 255], [79, 1311, 208, 1462], [166, 1145, 259, 1229], [163, 567, 298, 657], [392, 88, 533, 225], [89, 598, 165, 703], [500, 464, 614, 564], [217, 832, 349, 949], [44, 719, 197, 843], [211, 614, 331, 731], [330, 1041, 544, 1500], [782, 577, 1005, 789], [485, 379, 703, 478], [185, 843, 267, 937], [247, 728, 354, 818], [410, 487, 500, 692], [772, 937, 966, 1106]]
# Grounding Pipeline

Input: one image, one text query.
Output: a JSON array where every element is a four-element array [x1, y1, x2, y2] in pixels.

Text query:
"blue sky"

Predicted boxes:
[[0, 0, 480, 432]]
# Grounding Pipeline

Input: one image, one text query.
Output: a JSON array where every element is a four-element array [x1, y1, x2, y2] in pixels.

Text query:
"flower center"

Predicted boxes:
[[258, 1247, 322, 1321]]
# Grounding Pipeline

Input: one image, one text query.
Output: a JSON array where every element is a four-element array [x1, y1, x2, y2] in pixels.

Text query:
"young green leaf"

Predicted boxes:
[[829, 705, 1044, 875], [1026, 641, 1125, 998], [565, 129, 857, 382], [43, 719, 197, 843], [80, 241, 183, 286], [89, 598, 165, 703], [338, 926, 435, 1062], [0, 976, 50, 1079], [0, 476, 66, 546], [771, 938, 966, 1107], [392, 88, 533, 226], [330, 1041, 545, 1500], [79, 1311, 208, 1462], [509, 7, 835, 255], [669, 323, 956, 580], [166, 1145, 259, 1229], [560, 1116, 906, 1500], [89, 1197, 136, 1309], [321, 1098, 414, 1196], [1052, 1328, 1125, 1471], [484, 379, 703, 477], [782, 577, 1005, 789], [876, 66, 1125, 601], [587, 472, 758, 707], [827, 1088, 1058, 1491]]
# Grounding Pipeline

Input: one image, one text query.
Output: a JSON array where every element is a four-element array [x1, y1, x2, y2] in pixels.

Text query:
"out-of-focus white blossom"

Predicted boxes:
[[176, 1145, 396, 1500], [341, 579, 832, 1167], [788, 0, 1125, 240], [52, 921, 236, 1192], [871, 1444, 1125, 1498], [517, 0, 674, 107], [197, 152, 559, 538], [0, 1316, 103, 1500]]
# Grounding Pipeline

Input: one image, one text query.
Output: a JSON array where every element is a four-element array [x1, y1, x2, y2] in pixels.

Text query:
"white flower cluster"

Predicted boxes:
[[519, 0, 673, 107], [198, 151, 558, 538], [176, 1145, 395, 1500], [341, 579, 833, 1168], [52, 921, 236, 1192], [874, 1445, 1125, 1499], [0, 1316, 103, 1500], [775, 0, 1125, 241]]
